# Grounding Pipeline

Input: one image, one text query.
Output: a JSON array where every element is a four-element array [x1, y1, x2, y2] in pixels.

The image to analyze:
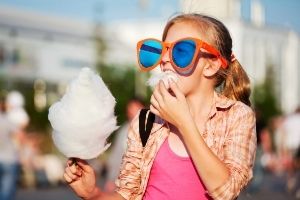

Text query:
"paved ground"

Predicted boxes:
[[15, 186, 297, 200], [15, 173, 298, 200], [16, 186, 80, 200]]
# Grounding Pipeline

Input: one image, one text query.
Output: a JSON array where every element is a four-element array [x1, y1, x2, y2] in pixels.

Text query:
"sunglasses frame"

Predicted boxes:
[[137, 37, 228, 72]]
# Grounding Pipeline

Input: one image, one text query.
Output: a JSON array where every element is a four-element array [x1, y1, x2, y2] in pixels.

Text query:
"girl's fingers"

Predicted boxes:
[[69, 163, 77, 174], [159, 80, 169, 98], [74, 168, 82, 177], [67, 159, 82, 176], [169, 80, 183, 98], [67, 158, 74, 166], [65, 167, 80, 180], [150, 105, 161, 117], [63, 173, 73, 183], [67, 158, 91, 173], [76, 159, 93, 173], [153, 84, 163, 103], [150, 95, 160, 109]]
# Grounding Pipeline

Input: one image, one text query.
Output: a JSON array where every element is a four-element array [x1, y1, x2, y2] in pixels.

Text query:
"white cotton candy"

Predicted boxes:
[[48, 67, 118, 159], [147, 70, 179, 89]]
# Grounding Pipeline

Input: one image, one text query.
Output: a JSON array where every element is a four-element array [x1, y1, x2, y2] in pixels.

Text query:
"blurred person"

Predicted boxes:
[[260, 116, 286, 174], [17, 130, 65, 188], [290, 146, 300, 199], [246, 109, 266, 193], [5, 91, 29, 131], [42, 154, 65, 186], [19, 132, 53, 188], [282, 107, 300, 162], [271, 116, 288, 174], [63, 13, 256, 200], [282, 107, 300, 194], [0, 91, 28, 200], [19, 132, 41, 188], [104, 98, 144, 192]]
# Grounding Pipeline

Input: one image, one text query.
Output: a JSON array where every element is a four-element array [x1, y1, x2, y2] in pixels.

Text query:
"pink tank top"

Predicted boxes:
[[143, 138, 212, 200]]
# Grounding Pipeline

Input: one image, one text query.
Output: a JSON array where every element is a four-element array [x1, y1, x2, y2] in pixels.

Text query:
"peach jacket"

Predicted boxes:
[[115, 93, 257, 200]]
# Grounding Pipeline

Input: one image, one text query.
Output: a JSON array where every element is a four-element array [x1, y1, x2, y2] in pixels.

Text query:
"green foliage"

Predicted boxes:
[[97, 64, 150, 125], [252, 66, 281, 124]]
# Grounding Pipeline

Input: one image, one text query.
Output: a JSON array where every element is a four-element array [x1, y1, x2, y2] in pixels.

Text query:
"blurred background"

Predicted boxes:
[[0, 0, 299, 199]]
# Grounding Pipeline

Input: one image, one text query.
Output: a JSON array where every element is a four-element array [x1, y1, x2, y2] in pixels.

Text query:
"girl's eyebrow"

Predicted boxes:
[[199, 51, 217, 59]]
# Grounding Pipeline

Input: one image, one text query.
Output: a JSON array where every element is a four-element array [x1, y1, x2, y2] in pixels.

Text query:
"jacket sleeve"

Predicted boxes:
[[208, 104, 257, 200], [115, 113, 143, 200]]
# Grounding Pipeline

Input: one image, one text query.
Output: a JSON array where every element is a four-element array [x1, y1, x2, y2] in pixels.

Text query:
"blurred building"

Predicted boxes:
[[0, 5, 164, 82], [0, 6, 96, 84], [0, 1, 299, 114], [0, 5, 165, 107]]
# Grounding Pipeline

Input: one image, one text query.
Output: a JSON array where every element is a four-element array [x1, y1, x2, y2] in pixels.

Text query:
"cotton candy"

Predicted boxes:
[[48, 67, 118, 159], [147, 70, 179, 89]]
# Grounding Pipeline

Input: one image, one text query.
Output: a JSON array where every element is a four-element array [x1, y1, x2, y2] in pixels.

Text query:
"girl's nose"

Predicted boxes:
[[160, 48, 172, 71]]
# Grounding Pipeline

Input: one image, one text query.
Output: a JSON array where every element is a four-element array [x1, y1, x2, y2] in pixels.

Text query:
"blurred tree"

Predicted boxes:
[[93, 23, 151, 125], [97, 64, 150, 125], [101, 65, 135, 124], [252, 65, 282, 124]]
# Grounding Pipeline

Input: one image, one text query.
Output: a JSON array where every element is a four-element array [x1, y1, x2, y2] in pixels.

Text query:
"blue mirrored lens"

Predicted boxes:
[[139, 40, 162, 68], [172, 40, 196, 68]]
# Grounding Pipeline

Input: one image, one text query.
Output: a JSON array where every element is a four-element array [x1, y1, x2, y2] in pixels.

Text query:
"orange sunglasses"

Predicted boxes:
[[136, 37, 228, 72]]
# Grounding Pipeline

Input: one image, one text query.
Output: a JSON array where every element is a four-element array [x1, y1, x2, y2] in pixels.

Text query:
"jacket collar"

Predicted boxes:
[[209, 92, 236, 118]]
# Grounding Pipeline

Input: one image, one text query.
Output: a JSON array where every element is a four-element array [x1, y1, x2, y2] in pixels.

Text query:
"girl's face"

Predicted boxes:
[[161, 22, 214, 96]]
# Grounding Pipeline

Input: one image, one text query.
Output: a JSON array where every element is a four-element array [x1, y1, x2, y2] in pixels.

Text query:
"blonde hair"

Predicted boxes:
[[162, 13, 251, 106]]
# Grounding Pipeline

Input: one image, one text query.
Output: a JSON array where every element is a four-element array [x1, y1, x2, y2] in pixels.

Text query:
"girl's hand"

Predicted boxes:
[[64, 158, 99, 200], [150, 80, 193, 128]]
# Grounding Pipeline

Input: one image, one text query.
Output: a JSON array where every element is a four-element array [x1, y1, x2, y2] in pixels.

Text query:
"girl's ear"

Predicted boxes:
[[203, 58, 222, 77]]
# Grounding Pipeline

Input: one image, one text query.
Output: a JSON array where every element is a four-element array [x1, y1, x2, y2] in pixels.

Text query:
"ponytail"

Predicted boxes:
[[218, 60, 251, 106]]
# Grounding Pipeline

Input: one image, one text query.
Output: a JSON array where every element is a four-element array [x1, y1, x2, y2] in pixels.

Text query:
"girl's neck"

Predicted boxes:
[[186, 86, 215, 121]]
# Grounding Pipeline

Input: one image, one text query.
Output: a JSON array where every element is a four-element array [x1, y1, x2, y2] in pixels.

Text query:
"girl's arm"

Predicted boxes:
[[64, 159, 125, 200], [178, 106, 256, 200], [178, 120, 230, 191], [114, 113, 144, 199]]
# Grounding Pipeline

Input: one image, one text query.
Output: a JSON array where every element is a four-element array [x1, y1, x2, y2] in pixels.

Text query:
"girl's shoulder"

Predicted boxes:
[[230, 100, 255, 116], [227, 100, 256, 127]]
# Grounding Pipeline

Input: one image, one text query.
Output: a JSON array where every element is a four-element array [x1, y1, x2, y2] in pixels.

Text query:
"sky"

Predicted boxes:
[[0, 0, 299, 33], [241, 0, 300, 33], [0, 0, 179, 22]]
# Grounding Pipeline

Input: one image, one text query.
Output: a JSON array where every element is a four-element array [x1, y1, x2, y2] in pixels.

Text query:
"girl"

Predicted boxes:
[[63, 13, 257, 200]]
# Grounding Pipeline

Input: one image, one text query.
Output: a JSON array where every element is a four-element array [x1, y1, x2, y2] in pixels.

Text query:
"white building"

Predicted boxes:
[[0, 6, 96, 84]]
